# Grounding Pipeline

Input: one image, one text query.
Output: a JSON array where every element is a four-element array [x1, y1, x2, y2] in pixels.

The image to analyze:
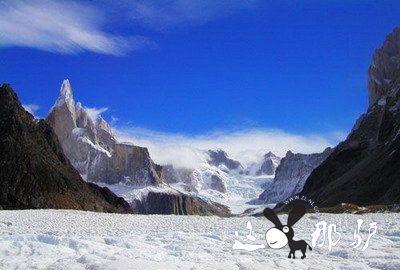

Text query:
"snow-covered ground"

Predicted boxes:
[[0, 210, 398, 269]]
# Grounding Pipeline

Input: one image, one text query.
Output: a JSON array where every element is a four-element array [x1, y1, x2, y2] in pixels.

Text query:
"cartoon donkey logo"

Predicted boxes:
[[263, 203, 312, 259]]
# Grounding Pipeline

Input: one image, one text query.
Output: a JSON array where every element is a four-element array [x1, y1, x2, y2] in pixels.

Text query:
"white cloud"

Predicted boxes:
[[84, 107, 108, 121], [114, 126, 344, 169], [0, 0, 258, 54], [128, 0, 260, 30], [22, 103, 40, 117], [0, 0, 152, 55]]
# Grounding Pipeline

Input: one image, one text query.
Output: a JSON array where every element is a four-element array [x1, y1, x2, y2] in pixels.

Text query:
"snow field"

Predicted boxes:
[[0, 210, 398, 270]]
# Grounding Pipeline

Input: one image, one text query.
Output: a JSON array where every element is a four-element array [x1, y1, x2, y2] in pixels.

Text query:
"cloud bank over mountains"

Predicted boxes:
[[115, 126, 344, 168]]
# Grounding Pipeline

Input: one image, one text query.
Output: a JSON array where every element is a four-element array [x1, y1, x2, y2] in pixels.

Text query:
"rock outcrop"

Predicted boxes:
[[132, 190, 230, 216], [301, 28, 400, 206], [210, 174, 227, 193], [258, 147, 332, 203], [0, 84, 132, 213], [47, 80, 163, 187]]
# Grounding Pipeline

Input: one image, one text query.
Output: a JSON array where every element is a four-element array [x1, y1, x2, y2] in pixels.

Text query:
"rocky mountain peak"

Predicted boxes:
[[301, 28, 400, 207], [258, 147, 332, 204], [368, 27, 400, 107], [60, 79, 73, 99], [1, 83, 17, 104], [207, 149, 243, 171], [285, 150, 294, 157], [256, 151, 281, 175], [0, 83, 131, 213], [264, 151, 277, 158], [47, 79, 163, 187], [55, 79, 75, 113]]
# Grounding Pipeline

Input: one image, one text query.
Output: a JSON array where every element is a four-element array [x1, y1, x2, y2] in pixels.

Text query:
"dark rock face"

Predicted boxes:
[[207, 150, 243, 171], [0, 84, 132, 213], [132, 191, 230, 216], [301, 28, 400, 207], [210, 174, 227, 193], [368, 27, 400, 106]]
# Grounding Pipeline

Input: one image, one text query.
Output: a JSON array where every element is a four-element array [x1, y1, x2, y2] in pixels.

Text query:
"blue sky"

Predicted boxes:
[[1, 0, 399, 162]]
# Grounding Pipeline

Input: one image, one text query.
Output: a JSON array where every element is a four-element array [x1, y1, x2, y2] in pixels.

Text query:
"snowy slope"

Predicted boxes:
[[181, 163, 275, 214], [0, 210, 398, 270], [159, 149, 281, 214], [163, 150, 279, 214]]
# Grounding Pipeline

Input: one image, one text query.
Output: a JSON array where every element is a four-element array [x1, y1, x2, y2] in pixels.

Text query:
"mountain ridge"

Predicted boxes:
[[0, 83, 132, 213], [301, 27, 400, 206]]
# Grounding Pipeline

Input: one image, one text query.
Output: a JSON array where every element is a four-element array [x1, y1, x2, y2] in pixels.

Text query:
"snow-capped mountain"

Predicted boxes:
[[207, 149, 244, 172], [257, 147, 333, 204], [47, 79, 163, 187], [160, 149, 278, 214], [243, 152, 281, 176], [0, 83, 131, 213], [49, 80, 341, 214], [46, 80, 232, 215]]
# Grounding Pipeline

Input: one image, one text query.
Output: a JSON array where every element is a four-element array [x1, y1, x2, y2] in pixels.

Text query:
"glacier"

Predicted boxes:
[[0, 210, 398, 269]]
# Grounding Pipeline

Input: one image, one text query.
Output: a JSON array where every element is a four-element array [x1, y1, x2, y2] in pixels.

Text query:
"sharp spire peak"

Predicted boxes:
[[49, 79, 76, 114], [60, 79, 73, 100]]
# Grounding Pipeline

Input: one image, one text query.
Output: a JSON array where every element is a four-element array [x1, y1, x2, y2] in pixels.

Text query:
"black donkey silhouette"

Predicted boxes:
[[263, 203, 312, 259]]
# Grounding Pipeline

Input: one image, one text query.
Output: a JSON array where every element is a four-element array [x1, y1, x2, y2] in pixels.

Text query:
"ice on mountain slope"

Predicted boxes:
[[91, 148, 278, 214], [0, 210, 398, 270], [158, 150, 279, 214]]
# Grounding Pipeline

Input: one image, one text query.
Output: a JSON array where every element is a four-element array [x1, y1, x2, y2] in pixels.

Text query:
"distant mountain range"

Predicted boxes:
[[46, 80, 231, 216], [0, 76, 335, 215], [2, 28, 399, 214], [44, 81, 333, 214], [45, 83, 276, 214]]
